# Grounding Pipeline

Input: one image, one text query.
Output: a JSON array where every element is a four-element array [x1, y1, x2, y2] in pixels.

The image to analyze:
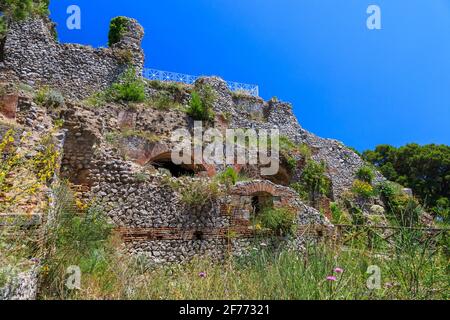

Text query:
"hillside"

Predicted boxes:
[[0, 3, 447, 300]]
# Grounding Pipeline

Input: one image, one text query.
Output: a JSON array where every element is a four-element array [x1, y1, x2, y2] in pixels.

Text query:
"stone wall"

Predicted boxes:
[[1, 17, 144, 99], [0, 268, 39, 300], [196, 77, 385, 198]]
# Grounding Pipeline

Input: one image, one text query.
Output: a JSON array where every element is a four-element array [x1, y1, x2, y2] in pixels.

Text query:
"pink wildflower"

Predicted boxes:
[[326, 276, 337, 281], [333, 267, 344, 274], [199, 272, 207, 278]]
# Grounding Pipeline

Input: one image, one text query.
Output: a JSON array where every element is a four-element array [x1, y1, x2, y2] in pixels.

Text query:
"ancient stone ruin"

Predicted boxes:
[[0, 14, 393, 294]]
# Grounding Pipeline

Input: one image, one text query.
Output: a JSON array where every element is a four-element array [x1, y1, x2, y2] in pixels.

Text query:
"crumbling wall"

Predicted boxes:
[[195, 77, 384, 198], [0, 268, 39, 300], [1, 17, 144, 99]]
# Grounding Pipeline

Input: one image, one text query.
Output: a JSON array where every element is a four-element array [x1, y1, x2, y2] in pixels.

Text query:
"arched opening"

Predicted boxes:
[[251, 192, 274, 215], [152, 158, 196, 177], [150, 152, 203, 178]]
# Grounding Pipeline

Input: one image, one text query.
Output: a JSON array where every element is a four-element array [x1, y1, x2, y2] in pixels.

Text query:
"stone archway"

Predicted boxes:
[[229, 180, 301, 221], [147, 149, 216, 177]]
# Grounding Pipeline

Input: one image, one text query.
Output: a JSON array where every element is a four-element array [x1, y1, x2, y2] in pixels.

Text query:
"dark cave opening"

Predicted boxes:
[[152, 158, 196, 178], [251, 192, 274, 215]]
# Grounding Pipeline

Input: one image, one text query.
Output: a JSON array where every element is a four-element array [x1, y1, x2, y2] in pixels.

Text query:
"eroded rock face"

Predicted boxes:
[[0, 93, 18, 119], [0, 13, 393, 266]]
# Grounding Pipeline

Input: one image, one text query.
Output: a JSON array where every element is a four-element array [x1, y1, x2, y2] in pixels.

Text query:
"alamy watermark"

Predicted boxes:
[[367, 4, 382, 30], [171, 122, 280, 176], [66, 5, 81, 30], [65, 265, 81, 290]]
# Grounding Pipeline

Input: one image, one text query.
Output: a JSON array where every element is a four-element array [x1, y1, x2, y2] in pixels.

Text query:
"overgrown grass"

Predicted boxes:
[[163, 177, 222, 209], [40, 183, 114, 299], [214, 167, 249, 186], [39, 236, 449, 300], [34, 86, 65, 108], [33, 183, 448, 300], [146, 91, 182, 111]]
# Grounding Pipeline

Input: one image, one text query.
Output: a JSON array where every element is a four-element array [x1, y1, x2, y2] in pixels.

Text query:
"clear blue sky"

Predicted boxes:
[[49, 0, 450, 151]]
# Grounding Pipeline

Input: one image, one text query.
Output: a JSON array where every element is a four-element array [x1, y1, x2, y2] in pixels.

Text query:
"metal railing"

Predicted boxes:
[[143, 68, 259, 97]]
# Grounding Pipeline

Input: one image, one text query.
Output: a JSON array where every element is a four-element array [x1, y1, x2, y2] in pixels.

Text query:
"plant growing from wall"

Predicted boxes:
[[0, 0, 49, 21], [0, 129, 57, 212], [186, 85, 216, 121], [278, 135, 311, 170], [147, 91, 182, 111], [330, 202, 351, 225], [163, 177, 222, 210], [254, 207, 297, 238], [351, 180, 375, 199], [109, 67, 146, 103], [108, 16, 129, 47], [31, 133, 59, 184], [376, 181, 423, 227], [34, 86, 65, 108], [216, 167, 239, 186], [356, 165, 375, 184], [290, 160, 330, 208]]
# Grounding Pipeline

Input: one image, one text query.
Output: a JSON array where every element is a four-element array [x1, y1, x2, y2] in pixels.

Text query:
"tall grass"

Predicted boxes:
[[37, 183, 448, 300]]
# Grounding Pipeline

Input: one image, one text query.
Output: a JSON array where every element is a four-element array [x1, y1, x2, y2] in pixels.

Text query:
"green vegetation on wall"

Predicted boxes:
[[186, 85, 216, 121], [0, 0, 49, 21], [108, 16, 129, 47], [291, 160, 330, 208], [109, 67, 146, 103], [255, 207, 298, 238]]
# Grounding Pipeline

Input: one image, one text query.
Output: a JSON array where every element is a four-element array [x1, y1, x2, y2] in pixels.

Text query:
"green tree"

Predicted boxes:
[[291, 160, 330, 208], [363, 143, 450, 221]]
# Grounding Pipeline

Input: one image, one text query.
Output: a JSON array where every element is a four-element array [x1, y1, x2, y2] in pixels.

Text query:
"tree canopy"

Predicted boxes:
[[363, 143, 450, 221]]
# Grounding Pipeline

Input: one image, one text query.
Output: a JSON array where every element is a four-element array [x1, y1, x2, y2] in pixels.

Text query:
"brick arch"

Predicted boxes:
[[231, 180, 299, 209], [147, 147, 216, 177]]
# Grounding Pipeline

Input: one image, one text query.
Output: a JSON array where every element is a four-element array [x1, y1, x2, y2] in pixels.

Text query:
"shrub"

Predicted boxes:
[[108, 16, 129, 47], [114, 48, 133, 65], [291, 160, 330, 207], [165, 178, 222, 209], [278, 136, 311, 170], [1, 0, 49, 21], [351, 180, 375, 199], [376, 181, 423, 226], [34, 87, 65, 108], [356, 165, 375, 184], [186, 86, 215, 121], [148, 92, 180, 110], [256, 207, 297, 237], [110, 68, 146, 103], [330, 202, 351, 225], [433, 197, 449, 224]]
